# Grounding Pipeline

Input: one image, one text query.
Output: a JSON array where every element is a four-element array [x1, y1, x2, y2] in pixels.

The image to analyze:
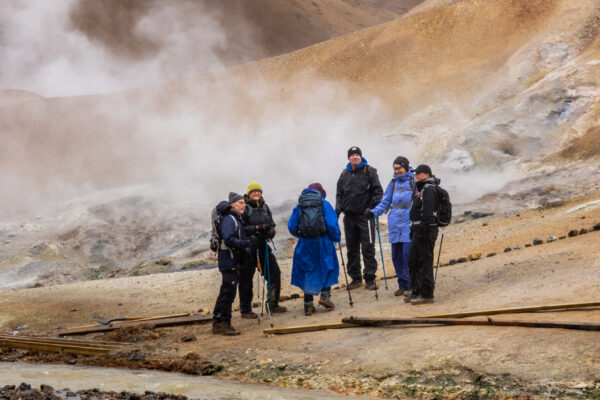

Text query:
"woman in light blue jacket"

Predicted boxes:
[[367, 156, 414, 296]]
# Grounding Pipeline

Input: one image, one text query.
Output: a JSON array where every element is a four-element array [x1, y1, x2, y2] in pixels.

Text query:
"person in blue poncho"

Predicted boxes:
[[365, 156, 415, 297], [288, 183, 341, 315]]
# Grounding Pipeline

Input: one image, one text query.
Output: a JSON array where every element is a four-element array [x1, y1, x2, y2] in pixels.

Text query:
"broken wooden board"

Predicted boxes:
[[343, 316, 600, 331], [0, 335, 124, 356], [58, 314, 212, 336], [421, 301, 600, 319], [263, 301, 600, 335], [263, 322, 358, 335]]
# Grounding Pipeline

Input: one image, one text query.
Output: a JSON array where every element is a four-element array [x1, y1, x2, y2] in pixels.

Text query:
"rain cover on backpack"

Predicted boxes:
[[297, 190, 327, 238], [209, 201, 232, 252]]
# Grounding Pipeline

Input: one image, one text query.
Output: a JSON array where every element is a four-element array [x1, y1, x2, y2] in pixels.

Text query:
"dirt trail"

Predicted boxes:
[[1, 194, 599, 397]]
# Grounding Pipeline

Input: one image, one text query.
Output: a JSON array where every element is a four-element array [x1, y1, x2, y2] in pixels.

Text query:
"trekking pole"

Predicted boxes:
[[376, 217, 388, 290], [337, 242, 353, 307], [265, 240, 274, 328], [367, 217, 379, 300], [256, 255, 262, 325], [269, 238, 277, 252], [434, 233, 445, 283]]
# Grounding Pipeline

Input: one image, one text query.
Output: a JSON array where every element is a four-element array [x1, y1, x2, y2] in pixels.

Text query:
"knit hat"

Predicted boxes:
[[228, 192, 244, 204], [246, 181, 263, 196], [393, 156, 410, 172], [347, 146, 362, 159], [308, 182, 326, 198], [414, 164, 432, 176]]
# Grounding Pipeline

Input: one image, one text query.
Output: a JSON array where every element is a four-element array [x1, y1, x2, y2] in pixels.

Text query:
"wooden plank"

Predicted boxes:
[[58, 314, 212, 336], [421, 301, 600, 319], [342, 316, 600, 331], [0, 338, 115, 356], [93, 312, 191, 326], [0, 335, 122, 349], [263, 322, 358, 335]]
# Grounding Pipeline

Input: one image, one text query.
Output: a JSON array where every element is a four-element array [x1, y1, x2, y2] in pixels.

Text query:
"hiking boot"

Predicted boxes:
[[410, 295, 434, 305], [403, 290, 413, 297], [222, 322, 241, 336], [241, 312, 258, 319], [304, 302, 316, 316], [348, 279, 363, 290], [212, 321, 224, 335], [394, 288, 407, 297], [318, 292, 335, 309], [404, 292, 417, 303], [364, 280, 378, 290], [270, 305, 287, 313]]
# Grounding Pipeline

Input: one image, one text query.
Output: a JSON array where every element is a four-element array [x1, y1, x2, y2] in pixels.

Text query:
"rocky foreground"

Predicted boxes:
[[1, 382, 187, 400]]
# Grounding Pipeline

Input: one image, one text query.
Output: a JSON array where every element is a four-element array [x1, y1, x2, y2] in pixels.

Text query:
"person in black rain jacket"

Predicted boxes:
[[406, 164, 440, 305], [239, 181, 287, 318]]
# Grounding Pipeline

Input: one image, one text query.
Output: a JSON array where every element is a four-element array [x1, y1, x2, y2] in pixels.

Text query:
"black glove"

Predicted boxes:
[[364, 209, 374, 218]]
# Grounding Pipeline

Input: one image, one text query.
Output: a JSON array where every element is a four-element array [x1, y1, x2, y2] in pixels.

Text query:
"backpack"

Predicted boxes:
[[423, 184, 452, 227], [297, 190, 327, 238], [209, 201, 233, 252]]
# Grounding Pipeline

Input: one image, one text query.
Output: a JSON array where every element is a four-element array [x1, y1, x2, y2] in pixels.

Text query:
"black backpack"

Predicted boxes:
[[424, 184, 452, 227], [297, 190, 327, 238], [209, 201, 232, 252]]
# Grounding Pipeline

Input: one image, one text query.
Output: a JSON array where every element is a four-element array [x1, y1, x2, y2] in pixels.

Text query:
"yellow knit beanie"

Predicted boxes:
[[246, 181, 263, 196]]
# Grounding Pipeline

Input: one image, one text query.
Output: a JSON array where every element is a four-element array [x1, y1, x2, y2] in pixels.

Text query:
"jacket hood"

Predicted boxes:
[[416, 176, 440, 190], [394, 167, 414, 181], [302, 187, 325, 198], [346, 157, 368, 171], [216, 200, 231, 216], [244, 194, 264, 208]]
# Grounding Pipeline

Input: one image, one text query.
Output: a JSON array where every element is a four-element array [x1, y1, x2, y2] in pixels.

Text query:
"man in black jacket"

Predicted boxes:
[[212, 192, 256, 335], [336, 146, 383, 290], [405, 165, 439, 305], [240, 181, 287, 318]]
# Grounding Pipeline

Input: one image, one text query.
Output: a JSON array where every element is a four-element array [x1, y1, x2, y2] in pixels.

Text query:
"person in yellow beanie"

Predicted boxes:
[[239, 181, 287, 317]]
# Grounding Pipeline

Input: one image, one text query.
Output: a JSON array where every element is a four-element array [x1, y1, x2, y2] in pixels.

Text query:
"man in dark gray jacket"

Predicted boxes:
[[336, 146, 383, 290]]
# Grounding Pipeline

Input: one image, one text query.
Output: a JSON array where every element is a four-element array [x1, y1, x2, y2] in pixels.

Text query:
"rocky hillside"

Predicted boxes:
[[0, 0, 598, 289]]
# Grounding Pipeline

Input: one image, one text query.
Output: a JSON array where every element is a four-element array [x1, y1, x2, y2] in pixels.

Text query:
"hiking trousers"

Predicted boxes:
[[344, 214, 377, 281], [408, 225, 438, 298], [391, 242, 412, 290], [239, 243, 281, 313], [213, 269, 239, 323]]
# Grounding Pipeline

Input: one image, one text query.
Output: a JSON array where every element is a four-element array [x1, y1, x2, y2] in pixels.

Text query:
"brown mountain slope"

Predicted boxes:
[[70, 0, 423, 64]]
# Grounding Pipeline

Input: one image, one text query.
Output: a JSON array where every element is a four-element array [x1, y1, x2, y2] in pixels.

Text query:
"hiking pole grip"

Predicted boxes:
[[337, 241, 353, 307], [434, 233, 444, 283], [376, 217, 388, 290]]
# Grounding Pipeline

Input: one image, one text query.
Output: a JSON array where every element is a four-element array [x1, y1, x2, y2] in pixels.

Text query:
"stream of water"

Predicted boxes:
[[0, 362, 373, 399]]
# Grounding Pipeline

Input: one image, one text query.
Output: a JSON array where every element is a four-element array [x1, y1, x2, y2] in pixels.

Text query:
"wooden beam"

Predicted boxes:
[[342, 316, 600, 331], [263, 301, 600, 335], [58, 314, 212, 336], [421, 301, 600, 319], [263, 322, 358, 335], [0, 336, 123, 356]]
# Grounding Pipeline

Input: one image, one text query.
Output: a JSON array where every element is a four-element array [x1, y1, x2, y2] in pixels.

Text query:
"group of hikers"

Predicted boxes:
[[211, 146, 447, 336]]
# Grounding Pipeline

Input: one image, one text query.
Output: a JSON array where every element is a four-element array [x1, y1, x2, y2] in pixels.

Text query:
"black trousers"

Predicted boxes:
[[344, 214, 377, 281], [408, 225, 438, 298], [239, 243, 281, 313], [213, 270, 239, 323]]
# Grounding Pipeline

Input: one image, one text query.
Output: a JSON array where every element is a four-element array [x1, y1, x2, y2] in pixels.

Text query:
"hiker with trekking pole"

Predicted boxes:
[[210, 193, 258, 336], [288, 183, 341, 315], [405, 165, 452, 305], [240, 181, 287, 319], [365, 156, 414, 298], [335, 146, 383, 292]]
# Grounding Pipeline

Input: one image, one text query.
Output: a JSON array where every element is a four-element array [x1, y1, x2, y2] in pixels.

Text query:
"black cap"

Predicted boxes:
[[228, 192, 244, 203], [347, 146, 362, 159], [393, 156, 409, 172], [414, 164, 432, 176]]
